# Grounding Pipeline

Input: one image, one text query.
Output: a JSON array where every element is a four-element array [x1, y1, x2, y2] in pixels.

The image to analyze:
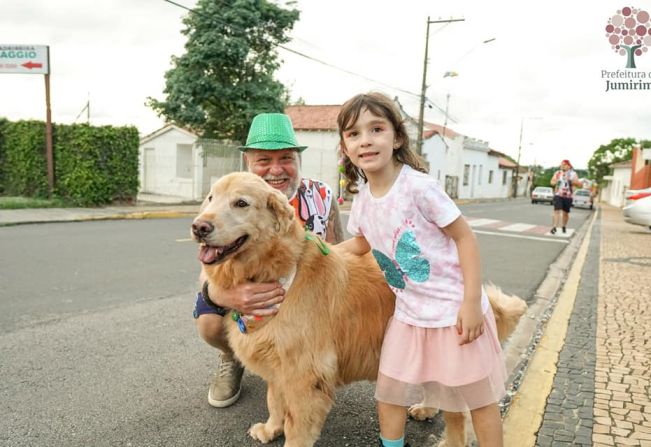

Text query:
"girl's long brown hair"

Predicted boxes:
[[337, 92, 428, 194]]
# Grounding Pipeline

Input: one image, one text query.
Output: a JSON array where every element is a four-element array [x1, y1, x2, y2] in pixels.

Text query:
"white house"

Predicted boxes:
[[418, 122, 515, 200], [138, 124, 241, 201], [139, 102, 518, 203], [602, 160, 632, 207], [285, 105, 341, 196]]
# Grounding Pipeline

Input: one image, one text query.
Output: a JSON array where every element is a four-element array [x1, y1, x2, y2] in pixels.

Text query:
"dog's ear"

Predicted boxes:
[[267, 189, 295, 233]]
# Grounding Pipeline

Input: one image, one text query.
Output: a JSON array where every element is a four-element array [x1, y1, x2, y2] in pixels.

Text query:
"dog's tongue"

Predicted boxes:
[[199, 245, 221, 264]]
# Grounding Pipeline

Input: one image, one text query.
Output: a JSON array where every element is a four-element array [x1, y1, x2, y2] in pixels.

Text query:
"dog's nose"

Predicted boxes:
[[192, 220, 214, 238]]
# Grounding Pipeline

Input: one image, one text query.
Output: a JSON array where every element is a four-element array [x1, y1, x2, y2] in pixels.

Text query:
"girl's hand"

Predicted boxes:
[[456, 300, 484, 345]]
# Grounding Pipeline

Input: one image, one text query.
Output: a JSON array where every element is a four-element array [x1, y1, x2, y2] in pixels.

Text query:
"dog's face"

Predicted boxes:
[[191, 172, 295, 265]]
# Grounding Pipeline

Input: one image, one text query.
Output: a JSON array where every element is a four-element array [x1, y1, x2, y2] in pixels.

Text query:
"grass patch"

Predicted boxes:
[[0, 196, 71, 209]]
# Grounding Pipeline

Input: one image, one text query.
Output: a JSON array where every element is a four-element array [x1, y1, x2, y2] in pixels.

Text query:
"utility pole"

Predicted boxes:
[[416, 16, 464, 156], [513, 116, 542, 198], [513, 117, 524, 198]]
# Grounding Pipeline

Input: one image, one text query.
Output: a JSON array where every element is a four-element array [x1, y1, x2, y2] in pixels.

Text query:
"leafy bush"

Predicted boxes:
[[0, 119, 139, 206]]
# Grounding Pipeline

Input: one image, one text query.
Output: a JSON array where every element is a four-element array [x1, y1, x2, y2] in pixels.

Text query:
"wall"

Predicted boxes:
[[139, 128, 197, 199], [294, 130, 340, 196], [459, 138, 491, 199], [630, 145, 651, 190], [605, 167, 632, 207]]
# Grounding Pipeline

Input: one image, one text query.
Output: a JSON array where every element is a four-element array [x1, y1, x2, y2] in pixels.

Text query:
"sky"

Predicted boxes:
[[2, 0, 651, 169]]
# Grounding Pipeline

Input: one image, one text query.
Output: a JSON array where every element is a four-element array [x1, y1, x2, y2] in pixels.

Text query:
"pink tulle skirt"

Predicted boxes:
[[375, 307, 506, 412]]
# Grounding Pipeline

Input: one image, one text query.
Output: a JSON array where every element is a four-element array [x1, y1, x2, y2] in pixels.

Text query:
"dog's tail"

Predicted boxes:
[[485, 283, 528, 343]]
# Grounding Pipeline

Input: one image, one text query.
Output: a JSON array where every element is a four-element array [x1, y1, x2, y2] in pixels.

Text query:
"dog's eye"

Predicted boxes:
[[234, 199, 249, 208], [208, 195, 213, 202]]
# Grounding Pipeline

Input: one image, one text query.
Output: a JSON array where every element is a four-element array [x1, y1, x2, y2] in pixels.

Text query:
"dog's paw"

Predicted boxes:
[[248, 422, 283, 444], [408, 403, 439, 421]]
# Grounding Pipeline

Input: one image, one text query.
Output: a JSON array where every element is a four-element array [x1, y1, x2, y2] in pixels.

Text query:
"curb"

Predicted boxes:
[[0, 210, 197, 227], [502, 210, 599, 445]]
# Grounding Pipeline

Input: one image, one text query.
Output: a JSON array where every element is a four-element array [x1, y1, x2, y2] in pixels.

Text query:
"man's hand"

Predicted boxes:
[[217, 282, 286, 316], [201, 271, 286, 316]]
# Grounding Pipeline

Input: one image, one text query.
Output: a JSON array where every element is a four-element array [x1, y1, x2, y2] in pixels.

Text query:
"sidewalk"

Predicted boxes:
[[0, 194, 200, 227], [503, 205, 651, 446]]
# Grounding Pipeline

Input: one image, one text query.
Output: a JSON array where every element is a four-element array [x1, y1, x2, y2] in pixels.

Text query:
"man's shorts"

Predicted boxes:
[[553, 195, 573, 213], [193, 292, 220, 319]]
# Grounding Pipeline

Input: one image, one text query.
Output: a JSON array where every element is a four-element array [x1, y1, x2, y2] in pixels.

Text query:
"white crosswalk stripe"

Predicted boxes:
[[467, 218, 500, 227], [500, 223, 537, 232]]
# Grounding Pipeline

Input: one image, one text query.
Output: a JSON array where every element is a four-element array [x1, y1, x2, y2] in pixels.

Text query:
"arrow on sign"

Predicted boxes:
[[22, 61, 43, 70]]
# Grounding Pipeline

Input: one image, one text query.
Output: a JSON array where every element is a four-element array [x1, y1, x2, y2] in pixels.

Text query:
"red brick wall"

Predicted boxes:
[[630, 145, 651, 189]]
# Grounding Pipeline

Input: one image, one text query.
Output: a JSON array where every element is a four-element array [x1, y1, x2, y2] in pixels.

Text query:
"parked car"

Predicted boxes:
[[623, 193, 651, 229], [624, 187, 651, 207], [572, 188, 593, 210], [531, 186, 554, 204]]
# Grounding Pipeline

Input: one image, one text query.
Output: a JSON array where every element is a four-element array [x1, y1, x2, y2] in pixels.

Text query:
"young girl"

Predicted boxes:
[[337, 92, 506, 447]]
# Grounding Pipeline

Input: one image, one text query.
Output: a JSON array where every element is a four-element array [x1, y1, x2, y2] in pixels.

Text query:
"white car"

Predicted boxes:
[[624, 187, 651, 207], [623, 193, 651, 229], [572, 189, 593, 210], [531, 186, 554, 205]]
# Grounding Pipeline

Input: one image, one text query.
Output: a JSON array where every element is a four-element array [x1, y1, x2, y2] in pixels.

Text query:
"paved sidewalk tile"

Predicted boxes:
[[593, 206, 651, 446], [532, 205, 651, 447]]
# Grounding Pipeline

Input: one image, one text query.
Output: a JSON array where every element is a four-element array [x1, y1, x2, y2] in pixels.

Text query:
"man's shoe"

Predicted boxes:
[[550, 227, 557, 235], [562, 226, 567, 233], [208, 353, 244, 408]]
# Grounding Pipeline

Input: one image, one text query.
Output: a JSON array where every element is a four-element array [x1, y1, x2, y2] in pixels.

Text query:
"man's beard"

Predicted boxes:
[[263, 175, 300, 199]]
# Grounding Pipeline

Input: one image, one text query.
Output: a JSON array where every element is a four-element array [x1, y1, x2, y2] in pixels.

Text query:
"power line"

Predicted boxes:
[[162, 0, 450, 120]]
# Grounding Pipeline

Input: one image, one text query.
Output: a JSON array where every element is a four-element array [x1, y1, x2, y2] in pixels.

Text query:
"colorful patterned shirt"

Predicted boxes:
[[552, 169, 579, 198], [347, 165, 489, 328], [288, 178, 333, 240]]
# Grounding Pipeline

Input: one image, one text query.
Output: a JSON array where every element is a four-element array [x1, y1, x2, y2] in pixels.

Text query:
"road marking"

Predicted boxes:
[[502, 211, 597, 445], [467, 218, 500, 227], [544, 228, 575, 237], [176, 238, 193, 242], [474, 230, 569, 243], [500, 223, 537, 232]]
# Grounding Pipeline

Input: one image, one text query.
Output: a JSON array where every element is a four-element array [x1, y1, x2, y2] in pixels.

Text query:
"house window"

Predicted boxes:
[[488, 170, 494, 184], [463, 164, 470, 186], [478, 165, 483, 185], [177, 144, 193, 179], [437, 170, 441, 180], [502, 171, 508, 185]]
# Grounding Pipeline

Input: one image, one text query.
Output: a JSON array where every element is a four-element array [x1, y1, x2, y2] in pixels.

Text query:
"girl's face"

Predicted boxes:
[[341, 109, 400, 176]]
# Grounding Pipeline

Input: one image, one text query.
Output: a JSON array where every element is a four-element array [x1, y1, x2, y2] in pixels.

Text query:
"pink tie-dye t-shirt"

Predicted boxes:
[[347, 164, 489, 328]]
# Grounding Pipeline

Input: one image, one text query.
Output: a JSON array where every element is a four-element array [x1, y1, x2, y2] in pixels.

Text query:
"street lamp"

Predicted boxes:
[[439, 37, 496, 139], [416, 16, 464, 156], [513, 117, 542, 198], [416, 28, 496, 155]]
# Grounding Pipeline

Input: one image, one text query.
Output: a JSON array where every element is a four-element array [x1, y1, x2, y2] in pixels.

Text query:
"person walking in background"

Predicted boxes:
[[336, 92, 505, 447], [550, 159, 582, 234], [194, 113, 344, 409]]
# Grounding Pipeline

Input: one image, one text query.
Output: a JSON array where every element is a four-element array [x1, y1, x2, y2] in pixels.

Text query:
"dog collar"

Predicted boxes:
[[304, 230, 330, 255], [232, 232, 329, 334]]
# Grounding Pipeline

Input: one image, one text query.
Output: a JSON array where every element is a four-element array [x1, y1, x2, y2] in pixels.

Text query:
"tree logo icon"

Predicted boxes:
[[606, 7, 651, 68]]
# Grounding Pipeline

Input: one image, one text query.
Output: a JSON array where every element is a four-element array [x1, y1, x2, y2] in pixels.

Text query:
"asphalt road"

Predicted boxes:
[[0, 198, 592, 446]]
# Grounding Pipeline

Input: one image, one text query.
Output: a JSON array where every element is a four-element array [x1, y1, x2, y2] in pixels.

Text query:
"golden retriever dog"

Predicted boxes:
[[192, 172, 527, 447]]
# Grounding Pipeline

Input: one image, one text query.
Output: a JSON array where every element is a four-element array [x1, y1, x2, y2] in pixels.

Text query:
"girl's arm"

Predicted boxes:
[[441, 216, 484, 345], [337, 235, 371, 255]]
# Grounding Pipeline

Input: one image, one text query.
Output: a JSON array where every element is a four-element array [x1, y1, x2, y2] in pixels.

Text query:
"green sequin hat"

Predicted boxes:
[[238, 113, 307, 152]]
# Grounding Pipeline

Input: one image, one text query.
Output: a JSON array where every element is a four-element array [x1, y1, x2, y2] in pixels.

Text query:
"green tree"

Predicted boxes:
[[533, 167, 557, 188], [587, 138, 636, 185], [147, 0, 299, 142]]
